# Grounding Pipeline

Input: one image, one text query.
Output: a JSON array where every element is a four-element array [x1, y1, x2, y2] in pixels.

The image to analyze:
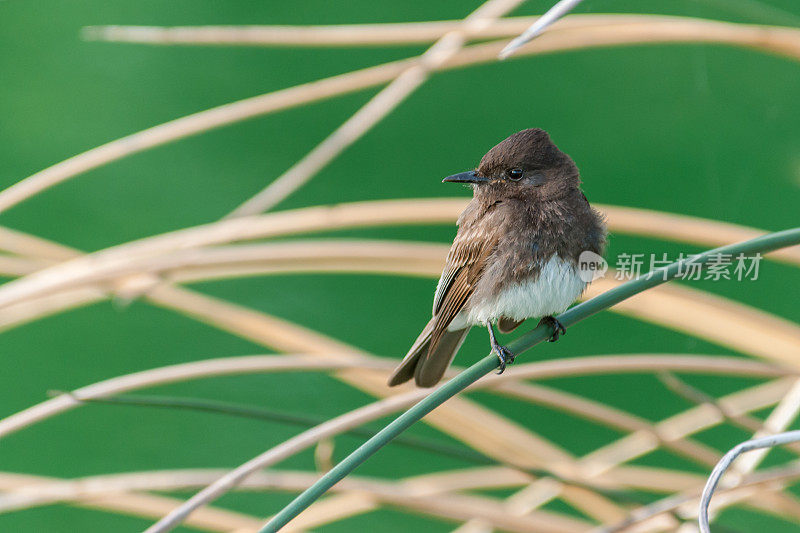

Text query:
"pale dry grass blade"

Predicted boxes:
[[0, 227, 79, 261], [2, 254, 798, 367], [585, 277, 800, 369], [4, 17, 800, 214], [0, 355, 389, 439], [494, 382, 721, 466], [1, 222, 792, 524], [0, 287, 105, 332], [104, 282, 800, 528], [223, 65, 431, 216], [2, 242, 796, 374], [657, 372, 800, 456], [10, 354, 789, 526], [579, 378, 797, 478], [0, 473, 265, 532], [602, 205, 800, 266], [598, 460, 800, 532], [278, 493, 377, 532], [500, 355, 789, 380], [0, 256, 50, 277], [0, 58, 413, 215], [8, 279, 613, 529], [513, 380, 800, 530], [4, 229, 780, 528], [81, 15, 681, 47], [0, 231, 797, 474], [0, 469, 447, 513], [372, 491, 594, 533], [0, 468, 594, 533], [141, 388, 431, 532], [0, 467, 531, 516], [401, 466, 534, 495], [1, 353, 781, 442], [282, 490, 594, 533], [3, 371, 798, 527], [225, 0, 526, 216], [7, 360, 800, 524], [81, 14, 800, 48], [731, 380, 800, 476], [452, 521, 494, 533], [1, 196, 798, 317]]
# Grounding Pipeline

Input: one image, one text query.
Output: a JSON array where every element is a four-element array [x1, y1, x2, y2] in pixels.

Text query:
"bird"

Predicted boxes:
[[387, 128, 607, 388]]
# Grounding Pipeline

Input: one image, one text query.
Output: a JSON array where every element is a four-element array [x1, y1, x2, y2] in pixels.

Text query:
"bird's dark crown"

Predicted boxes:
[[477, 128, 570, 178]]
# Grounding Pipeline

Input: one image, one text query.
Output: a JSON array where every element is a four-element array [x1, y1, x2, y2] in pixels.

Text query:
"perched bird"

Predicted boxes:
[[388, 128, 606, 388]]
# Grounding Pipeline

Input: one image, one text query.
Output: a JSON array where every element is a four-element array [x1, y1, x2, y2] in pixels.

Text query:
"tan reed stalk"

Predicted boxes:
[[2, 17, 800, 214], [225, 0, 527, 216]]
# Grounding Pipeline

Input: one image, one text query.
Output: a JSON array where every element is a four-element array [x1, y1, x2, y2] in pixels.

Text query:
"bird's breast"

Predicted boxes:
[[448, 254, 586, 330]]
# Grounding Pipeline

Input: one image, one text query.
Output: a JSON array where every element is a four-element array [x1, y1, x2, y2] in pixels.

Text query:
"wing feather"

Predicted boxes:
[[428, 227, 498, 353]]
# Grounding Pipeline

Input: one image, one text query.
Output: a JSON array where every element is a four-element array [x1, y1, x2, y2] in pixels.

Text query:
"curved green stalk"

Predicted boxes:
[[260, 227, 800, 533]]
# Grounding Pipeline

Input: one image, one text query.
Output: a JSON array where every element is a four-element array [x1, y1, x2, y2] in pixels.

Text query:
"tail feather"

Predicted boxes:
[[387, 318, 469, 388], [414, 328, 469, 387]]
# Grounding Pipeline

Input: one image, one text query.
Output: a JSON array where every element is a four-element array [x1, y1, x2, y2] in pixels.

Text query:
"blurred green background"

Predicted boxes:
[[1, 1, 799, 531]]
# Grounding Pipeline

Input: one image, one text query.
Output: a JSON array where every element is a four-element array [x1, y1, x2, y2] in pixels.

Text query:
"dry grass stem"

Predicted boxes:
[[0, 238, 794, 372], [579, 378, 797, 478], [224, 0, 526, 216], [600, 461, 800, 532], [0, 473, 264, 532], [0, 218, 792, 524], [0, 353, 782, 442], [140, 388, 466, 533], [0, 355, 387, 438], [0, 468, 590, 532], [741, 380, 800, 468], [4, 17, 800, 214], [81, 15, 692, 47], [3, 376, 797, 529], [0, 197, 797, 328]]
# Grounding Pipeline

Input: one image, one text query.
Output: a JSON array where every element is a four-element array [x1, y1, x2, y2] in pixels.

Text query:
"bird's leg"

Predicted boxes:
[[539, 315, 567, 342], [486, 322, 516, 374]]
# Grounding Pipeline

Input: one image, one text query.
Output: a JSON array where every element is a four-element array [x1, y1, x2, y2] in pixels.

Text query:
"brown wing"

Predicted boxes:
[[428, 224, 499, 355]]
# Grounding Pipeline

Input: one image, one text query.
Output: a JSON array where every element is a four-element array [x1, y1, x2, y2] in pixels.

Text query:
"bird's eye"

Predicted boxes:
[[508, 168, 523, 181]]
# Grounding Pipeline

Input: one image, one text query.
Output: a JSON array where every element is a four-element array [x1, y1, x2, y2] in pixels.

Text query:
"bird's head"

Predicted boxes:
[[442, 128, 579, 201]]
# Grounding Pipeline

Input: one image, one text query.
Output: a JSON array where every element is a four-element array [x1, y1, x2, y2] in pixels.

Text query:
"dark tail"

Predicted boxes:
[[387, 318, 469, 388]]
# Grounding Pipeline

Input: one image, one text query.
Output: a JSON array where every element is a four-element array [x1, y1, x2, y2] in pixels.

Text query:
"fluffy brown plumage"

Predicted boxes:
[[388, 129, 606, 387]]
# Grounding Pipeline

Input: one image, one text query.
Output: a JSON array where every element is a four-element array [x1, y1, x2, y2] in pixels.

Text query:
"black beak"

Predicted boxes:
[[442, 171, 489, 184]]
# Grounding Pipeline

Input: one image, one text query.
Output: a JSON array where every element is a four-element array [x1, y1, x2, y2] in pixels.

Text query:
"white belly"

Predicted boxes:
[[448, 254, 586, 330]]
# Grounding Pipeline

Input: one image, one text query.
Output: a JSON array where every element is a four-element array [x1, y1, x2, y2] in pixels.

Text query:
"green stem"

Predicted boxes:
[[261, 227, 800, 533]]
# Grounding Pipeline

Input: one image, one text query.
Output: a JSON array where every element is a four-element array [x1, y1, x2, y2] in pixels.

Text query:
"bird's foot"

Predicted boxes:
[[492, 343, 516, 374], [485, 321, 516, 374], [539, 316, 566, 342]]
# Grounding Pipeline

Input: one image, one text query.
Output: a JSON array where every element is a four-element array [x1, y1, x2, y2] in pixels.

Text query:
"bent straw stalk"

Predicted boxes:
[[224, 0, 525, 216], [699, 430, 800, 533], [258, 227, 800, 533], [0, 353, 783, 441], [79, 16, 671, 47], [4, 17, 800, 215]]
